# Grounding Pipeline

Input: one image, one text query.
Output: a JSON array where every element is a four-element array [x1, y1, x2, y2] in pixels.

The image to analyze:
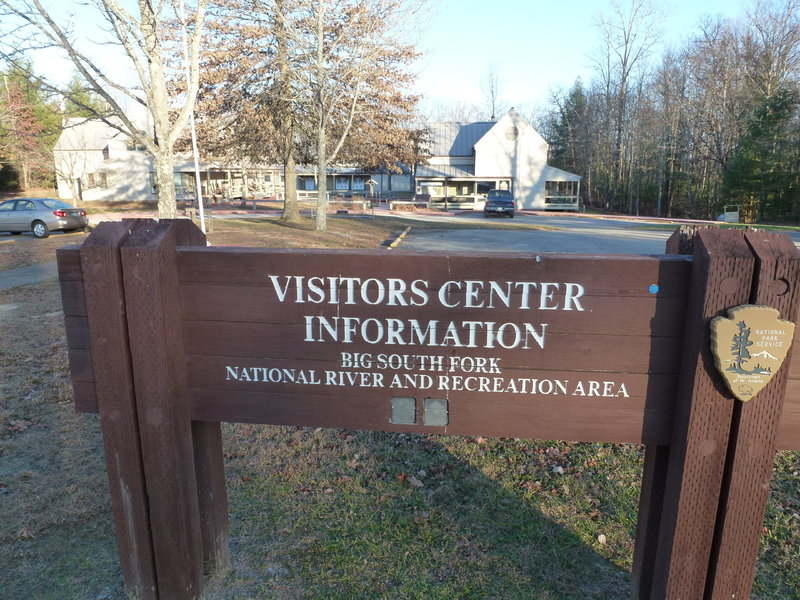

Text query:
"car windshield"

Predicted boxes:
[[40, 199, 74, 209]]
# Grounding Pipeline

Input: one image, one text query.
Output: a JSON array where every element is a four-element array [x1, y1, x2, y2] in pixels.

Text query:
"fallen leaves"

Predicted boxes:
[[408, 475, 424, 488], [7, 419, 31, 432]]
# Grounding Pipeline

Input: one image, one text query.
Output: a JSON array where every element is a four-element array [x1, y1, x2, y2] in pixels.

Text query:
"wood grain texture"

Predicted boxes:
[[707, 232, 800, 599], [649, 228, 755, 599], [192, 421, 230, 573], [177, 247, 693, 293], [56, 246, 96, 412], [121, 220, 206, 599], [79, 220, 157, 600], [175, 250, 691, 445]]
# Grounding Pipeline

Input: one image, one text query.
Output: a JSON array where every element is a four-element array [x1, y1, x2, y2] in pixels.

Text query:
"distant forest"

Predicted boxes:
[[540, 0, 800, 223]]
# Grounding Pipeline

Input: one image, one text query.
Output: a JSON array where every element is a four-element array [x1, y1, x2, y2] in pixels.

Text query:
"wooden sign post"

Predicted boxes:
[[57, 221, 800, 599]]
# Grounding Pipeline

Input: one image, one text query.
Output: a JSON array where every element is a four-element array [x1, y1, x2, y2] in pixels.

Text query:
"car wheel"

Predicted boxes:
[[32, 220, 50, 238], [510, 213, 515, 218]]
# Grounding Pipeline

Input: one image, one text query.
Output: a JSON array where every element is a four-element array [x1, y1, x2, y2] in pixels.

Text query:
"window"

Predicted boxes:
[[41, 199, 73, 209], [102, 145, 110, 160], [85, 172, 108, 189], [126, 139, 147, 152]]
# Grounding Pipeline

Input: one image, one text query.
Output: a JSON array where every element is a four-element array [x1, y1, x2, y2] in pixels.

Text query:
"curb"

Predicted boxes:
[[387, 226, 412, 249]]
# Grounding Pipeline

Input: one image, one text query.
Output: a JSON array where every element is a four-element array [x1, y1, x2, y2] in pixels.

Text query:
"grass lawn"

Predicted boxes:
[[0, 214, 797, 599]]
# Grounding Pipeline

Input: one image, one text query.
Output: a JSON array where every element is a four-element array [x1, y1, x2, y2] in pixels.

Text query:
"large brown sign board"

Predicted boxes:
[[179, 248, 691, 444], [57, 220, 800, 600]]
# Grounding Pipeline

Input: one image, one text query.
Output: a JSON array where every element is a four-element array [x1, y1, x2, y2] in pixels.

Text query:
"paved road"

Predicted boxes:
[[398, 213, 800, 255]]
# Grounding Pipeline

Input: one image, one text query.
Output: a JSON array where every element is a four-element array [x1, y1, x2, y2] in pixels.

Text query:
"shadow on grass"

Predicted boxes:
[[214, 427, 634, 600]]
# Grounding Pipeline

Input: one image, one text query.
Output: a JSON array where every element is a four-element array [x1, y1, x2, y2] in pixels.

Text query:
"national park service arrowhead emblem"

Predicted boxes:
[[710, 305, 795, 402]]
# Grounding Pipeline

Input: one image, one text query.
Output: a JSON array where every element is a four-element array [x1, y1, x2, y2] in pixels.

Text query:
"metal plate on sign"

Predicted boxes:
[[390, 397, 416, 425], [424, 398, 448, 427]]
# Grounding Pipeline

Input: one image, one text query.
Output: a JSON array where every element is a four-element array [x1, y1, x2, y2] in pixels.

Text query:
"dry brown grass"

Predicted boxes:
[[0, 212, 796, 599]]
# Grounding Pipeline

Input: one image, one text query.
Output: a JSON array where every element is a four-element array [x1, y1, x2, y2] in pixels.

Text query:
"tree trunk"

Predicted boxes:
[[153, 150, 178, 219], [315, 137, 328, 231], [280, 153, 301, 223]]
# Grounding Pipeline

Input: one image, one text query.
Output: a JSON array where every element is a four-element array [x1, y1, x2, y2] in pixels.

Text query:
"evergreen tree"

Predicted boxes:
[[730, 321, 753, 372], [549, 80, 589, 172], [723, 87, 800, 222], [63, 74, 111, 119]]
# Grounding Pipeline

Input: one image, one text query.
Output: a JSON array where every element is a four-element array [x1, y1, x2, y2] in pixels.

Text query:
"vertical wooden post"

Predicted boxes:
[[171, 224, 230, 574], [79, 220, 158, 600], [632, 226, 706, 598], [120, 220, 207, 599], [192, 422, 230, 571], [706, 232, 800, 598], [56, 244, 98, 413], [631, 444, 669, 598], [647, 229, 755, 598]]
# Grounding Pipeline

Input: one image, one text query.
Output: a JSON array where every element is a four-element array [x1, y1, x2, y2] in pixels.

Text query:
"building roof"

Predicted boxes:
[[54, 114, 153, 152], [53, 118, 123, 151], [541, 165, 582, 181], [415, 164, 476, 178], [427, 121, 495, 157]]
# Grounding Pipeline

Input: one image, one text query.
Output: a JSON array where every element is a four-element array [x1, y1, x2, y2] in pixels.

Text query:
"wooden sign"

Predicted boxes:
[[178, 248, 691, 444], [55, 221, 800, 600], [711, 305, 795, 401]]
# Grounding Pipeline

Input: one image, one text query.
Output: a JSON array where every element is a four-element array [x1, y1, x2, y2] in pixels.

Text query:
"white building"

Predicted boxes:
[[53, 118, 285, 204], [53, 118, 154, 203], [416, 108, 581, 211], [53, 110, 580, 210]]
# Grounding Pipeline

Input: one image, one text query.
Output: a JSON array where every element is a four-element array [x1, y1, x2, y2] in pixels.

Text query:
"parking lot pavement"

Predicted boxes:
[[399, 214, 675, 255], [398, 213, 800, 254]]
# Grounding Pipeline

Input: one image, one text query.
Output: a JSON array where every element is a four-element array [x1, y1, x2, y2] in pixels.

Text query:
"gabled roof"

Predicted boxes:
[[427, 121, 495, 157], [53, 118, 124, 151]]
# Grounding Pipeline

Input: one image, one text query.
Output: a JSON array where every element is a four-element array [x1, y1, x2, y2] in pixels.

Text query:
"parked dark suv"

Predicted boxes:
[[483, 189, 515, 218]]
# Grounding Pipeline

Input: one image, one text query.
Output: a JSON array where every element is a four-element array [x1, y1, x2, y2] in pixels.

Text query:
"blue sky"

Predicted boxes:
[[31, 0, 750, 115], [413, 0, 750, 112]]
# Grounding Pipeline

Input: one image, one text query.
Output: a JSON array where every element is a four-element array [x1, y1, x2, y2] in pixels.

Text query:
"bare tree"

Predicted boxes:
[[743, 0, 800, 99], [291, 0, 421, 231], [422, 99, 483, 123], [0, 0, 209, 218], [594, 0, 661, 210], [481, 65, 505, 121]]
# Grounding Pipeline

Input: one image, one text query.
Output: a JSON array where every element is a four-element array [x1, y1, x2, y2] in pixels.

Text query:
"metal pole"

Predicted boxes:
[[180, 0, 206, 234]]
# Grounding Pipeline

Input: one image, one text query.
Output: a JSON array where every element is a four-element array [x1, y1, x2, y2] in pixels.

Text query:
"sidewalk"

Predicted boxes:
[[0, 261, 58, 292]]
